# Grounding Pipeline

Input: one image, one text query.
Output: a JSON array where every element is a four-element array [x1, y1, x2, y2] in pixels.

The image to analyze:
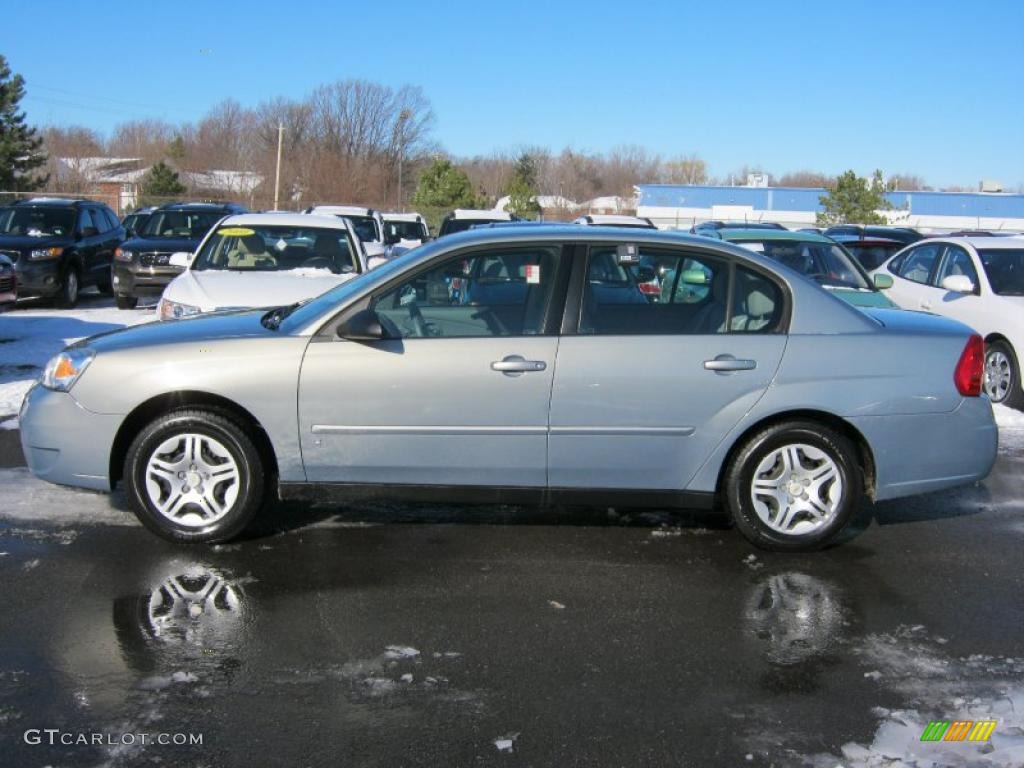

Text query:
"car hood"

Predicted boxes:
[[0, 234, 70, 251], [82, 309, 271, 354], [827, 287, 899, 309], [122, 236, 200, 253], [163, 269, 357, 312]]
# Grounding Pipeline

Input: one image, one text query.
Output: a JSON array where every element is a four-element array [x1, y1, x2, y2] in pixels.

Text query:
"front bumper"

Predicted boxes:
[[848, 396, 998, 501], [14, 259, 61, 298], [113, 262, 183, 297], [18, 384, 124, 492]]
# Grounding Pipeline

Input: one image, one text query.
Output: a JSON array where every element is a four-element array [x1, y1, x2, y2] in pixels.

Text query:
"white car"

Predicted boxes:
[[573, 214, 657, 229], [870, 235, 1024, 407], [157, 213, 366, 321], [382, 211, 430, 252], [438, 208, 516, 236], [304, 205, 386, 261]]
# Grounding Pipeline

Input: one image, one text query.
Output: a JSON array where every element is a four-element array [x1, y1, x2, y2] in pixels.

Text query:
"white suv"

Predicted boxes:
[[305, 206, 386, 261], [382, 212, 430, 253], [871, 236, 1024, 407]]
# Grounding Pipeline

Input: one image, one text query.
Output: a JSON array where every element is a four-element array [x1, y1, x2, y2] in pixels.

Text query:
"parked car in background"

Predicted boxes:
[[826, 232, 907, 271], [21, 226, 995, 552], [573, 214, 657, 229], [382, 212, 430, 247], [872, 236, 1024, 407], [0, 197, 124, 307], [112, 202, 247, 309], [156, 213, 366, 320], [121, 206, 157, 238], [304, 206, 386, 261], [698, 227, 898, 308], [0, 252, 16, 308], [823, 225, 923, 247], [691, 220, 787, 235], [438, 209, 517, 236]]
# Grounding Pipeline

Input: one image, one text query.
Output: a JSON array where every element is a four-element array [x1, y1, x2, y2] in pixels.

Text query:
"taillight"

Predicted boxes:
[[638, 282, 661, 295], [954, 334, 985, 397]]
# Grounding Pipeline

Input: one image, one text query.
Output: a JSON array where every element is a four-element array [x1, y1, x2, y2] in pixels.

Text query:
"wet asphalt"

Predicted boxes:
[[0, 431, 1022, 767]]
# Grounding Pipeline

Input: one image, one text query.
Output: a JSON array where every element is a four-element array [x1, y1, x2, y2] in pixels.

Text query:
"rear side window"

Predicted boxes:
[[896, 244, 941, 284], [579, 246, 785, 335]]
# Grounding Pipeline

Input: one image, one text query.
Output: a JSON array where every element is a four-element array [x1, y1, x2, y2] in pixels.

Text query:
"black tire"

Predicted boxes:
[[724, 420, 862, 552], [984, 339, 1023, 409], [123, 408, 266, 543], [116, 294, 139, 310], [57, 264, 80, 308], [96, 269, 114, 295]]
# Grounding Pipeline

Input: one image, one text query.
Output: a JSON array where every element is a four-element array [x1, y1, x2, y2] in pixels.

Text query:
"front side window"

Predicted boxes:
[[77, 208, 96, 234], [935, 245, 979, 289], [373, 246, 562, 338], [896, 244, 941, 284], [0, 207, 74, 237], [978, 249, 1024, 296], [345, 215, 380, 243], [192, 225, 359, 274], [580, 246, 784, 335], [142, 210, 222, 238]]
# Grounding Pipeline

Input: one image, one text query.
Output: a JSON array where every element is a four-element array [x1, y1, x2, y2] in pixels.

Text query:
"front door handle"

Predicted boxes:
[[920, 299, 932, 311], [492, 355, 547, 376], [704, 354, 756, 373]]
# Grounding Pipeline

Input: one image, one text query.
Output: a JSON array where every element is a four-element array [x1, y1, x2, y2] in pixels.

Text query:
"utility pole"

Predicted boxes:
[[397, 109, 411, 212], [273, 121, 283, 211]]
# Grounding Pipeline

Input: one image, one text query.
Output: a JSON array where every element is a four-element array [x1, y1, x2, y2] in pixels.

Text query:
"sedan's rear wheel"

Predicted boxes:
[[124, 409, 265, 543], [724, 421, 861, 551], [984, 340, 1023, 409]]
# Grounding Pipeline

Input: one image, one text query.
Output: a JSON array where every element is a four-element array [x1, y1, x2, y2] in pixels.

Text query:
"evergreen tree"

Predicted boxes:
[[140, 161, 186, 205], [0, 55, 48, 191], [504, 153, 541, 218], [412, 157, 478, 208], [817, 170, 891, 225]]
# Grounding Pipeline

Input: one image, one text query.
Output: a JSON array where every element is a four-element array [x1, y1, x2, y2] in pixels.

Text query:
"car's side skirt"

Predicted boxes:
[[278, 482, 717, 510]]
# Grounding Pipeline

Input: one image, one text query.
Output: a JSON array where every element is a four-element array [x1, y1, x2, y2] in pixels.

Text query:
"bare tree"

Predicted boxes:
[[660, 153, 708, 185], [777, 170, 833, 188]]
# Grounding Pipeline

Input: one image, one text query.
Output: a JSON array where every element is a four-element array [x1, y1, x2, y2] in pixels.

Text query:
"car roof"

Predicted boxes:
[[381, 212, 424, 221], [827, 233, 904, 246], [220, 212, 350, 230], [712, 228, 834, 244], [8, 197, 91, 207], [157, 201, 243, 211], [448, 209, 513, 220], [309, 205, 376, 216], [921, 235, 1024, 249], [576, 214, 655, 227]]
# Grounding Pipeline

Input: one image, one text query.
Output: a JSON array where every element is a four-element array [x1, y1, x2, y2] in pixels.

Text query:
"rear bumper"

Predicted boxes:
[[18, 384, 123, 492], [848, 397, 998, 501], [112, 262, 182, 296]]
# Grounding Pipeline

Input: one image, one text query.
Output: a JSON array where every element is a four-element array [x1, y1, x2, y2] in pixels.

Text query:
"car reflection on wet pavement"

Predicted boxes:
[[0, 454, 1023, 766]]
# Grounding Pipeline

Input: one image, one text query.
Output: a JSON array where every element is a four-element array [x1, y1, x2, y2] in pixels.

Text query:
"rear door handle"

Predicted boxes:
[[492, 355, 547, 375], [920, 300, 932, 310], [704, 355, 756, 372]]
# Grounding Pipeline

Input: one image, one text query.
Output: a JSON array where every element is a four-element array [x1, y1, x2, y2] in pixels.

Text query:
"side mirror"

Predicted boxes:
[[168, 251, 193, 268], [337, 308, 387, 341], [873, 273, 894, 290], [940, 274, 975, 294]]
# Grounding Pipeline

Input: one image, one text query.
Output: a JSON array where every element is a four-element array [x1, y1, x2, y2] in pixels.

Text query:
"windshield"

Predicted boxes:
[[342, 215, 380, 242], [0, 206, 75, 237], [141, 210, 223, 239], [384, 220, 427, 241], [979, 249, 1024, 295], [736, 239, 871, 290], [192, 224, 359, 274]]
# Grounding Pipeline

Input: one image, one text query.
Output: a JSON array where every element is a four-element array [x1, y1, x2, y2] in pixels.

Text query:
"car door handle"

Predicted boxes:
[[491, 355, 547, 375], [920, 299, 932, 310], [704, 355, 756, 372]]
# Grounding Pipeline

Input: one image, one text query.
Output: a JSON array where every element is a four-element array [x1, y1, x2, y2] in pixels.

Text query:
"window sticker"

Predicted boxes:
[[218, 227, 256, 237], [525, 264, 541, 284], [275, 238, 288, 251]]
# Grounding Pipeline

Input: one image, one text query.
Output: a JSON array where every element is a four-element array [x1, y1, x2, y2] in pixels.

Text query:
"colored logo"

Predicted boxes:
[[920, 720, 997, 742]]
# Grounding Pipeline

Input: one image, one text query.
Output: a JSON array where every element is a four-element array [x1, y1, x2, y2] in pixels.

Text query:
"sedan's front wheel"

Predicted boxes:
[[984, 340, 1023, 409], [724, 421, 861, 552], [124, 409, 266, 543]]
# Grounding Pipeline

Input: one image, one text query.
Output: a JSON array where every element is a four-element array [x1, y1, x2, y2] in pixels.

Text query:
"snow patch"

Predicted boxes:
[[494, 733, 519, 753], [0, 468, 136, 526], [383, 645, 420, 660]]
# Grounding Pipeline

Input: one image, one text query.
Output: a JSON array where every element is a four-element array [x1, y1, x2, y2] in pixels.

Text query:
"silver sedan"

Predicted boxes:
[[19, 226, 997, 551]]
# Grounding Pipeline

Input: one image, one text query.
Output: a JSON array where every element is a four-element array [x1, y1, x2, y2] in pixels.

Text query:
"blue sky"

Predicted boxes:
[[6, 0, 1023, 188]]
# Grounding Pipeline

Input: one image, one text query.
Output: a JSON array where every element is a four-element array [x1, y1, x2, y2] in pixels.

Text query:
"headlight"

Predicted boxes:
[[41, 348, 95, 391], [115, 248, 134, 262], [158, 298, 201, 321], [29, 247, 63, 261]]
